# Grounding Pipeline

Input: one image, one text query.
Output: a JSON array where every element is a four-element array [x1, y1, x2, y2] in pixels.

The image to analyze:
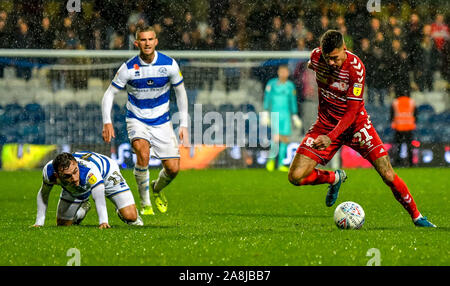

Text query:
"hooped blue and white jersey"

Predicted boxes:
[[111, 51, 184, 126]]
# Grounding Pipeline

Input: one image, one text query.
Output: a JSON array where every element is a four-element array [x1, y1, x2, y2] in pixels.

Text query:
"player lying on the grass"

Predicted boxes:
[[32, 151, 143, 229], [288, 30, 436, 227]]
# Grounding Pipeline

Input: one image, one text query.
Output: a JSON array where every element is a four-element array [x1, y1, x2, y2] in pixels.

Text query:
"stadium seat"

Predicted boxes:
[[113, 103, 126, 122], [201, 103, 216, 114], [219, 103, 235, 114], [240, 103, 256, 113], [0, 104, 4, 126], [382, 127, 394, 143], [84, 103, 102, 122], [24, 103, 45, 122], [3, 103, 24, 125], [65, 101, 80, 111], [417, 128, 435, 143], [417, 104, 435, 124]]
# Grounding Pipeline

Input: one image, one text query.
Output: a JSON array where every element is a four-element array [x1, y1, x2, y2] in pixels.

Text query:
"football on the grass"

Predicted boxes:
[[334, 201, 365, 229]]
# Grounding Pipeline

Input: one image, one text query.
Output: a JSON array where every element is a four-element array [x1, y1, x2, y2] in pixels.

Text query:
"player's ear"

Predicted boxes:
[[134, 40, 139, 49], [155, 38, 158, 47]]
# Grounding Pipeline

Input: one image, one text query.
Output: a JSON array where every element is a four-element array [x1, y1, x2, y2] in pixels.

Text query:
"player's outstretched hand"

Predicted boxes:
[[179, 126, 190, 147], [98, 223, 111, 229], [313, 135, 331, 151], [102, 123, 115, 143]]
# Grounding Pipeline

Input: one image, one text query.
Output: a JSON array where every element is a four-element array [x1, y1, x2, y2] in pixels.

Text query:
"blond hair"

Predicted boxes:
[[135, 25, 157, 40]]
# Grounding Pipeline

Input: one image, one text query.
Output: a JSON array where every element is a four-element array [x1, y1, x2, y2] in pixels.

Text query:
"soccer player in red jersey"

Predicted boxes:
[[288, 30, 435, 227]]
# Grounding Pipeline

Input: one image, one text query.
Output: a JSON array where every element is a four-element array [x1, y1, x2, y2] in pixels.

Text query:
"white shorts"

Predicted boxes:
[[57, 191, 136, 221], [126, 118, 180, 159]]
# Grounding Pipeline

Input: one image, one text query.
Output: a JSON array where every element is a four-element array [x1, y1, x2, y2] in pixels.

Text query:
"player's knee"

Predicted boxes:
[[165, 166, 179, 178], [136, 151, 150, 165], [57, 218, 73, 226], [120, 207, 138, 222], [164, 161, 180, 178], [288, 168, 305, 186]]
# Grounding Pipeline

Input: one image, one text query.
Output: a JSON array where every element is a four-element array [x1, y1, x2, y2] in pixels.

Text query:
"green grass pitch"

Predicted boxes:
[[0, 168, 448, 266]]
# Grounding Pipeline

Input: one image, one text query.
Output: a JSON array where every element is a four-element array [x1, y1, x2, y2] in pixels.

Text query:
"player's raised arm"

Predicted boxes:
[[33, 181, 53, 227]]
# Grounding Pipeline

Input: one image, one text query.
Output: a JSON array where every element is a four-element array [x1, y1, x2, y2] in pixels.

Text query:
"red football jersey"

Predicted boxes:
[[308, 47, 368, 131]]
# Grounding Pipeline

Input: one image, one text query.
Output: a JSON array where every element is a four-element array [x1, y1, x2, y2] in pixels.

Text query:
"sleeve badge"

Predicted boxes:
[[352, 83, 363, 96], [88, 173, 97, 185]]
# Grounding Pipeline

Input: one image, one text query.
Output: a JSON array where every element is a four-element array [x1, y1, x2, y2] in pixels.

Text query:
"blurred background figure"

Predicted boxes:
[[388, 39, 411, 99], [14, 21, 33, 81], [263, 65, 301, 172], [224, 38, 240, 93], [390, 94, 417, 167]]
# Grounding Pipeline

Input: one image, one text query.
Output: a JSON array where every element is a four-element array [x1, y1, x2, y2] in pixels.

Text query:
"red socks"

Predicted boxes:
[[386, 174, 420, 220], [299, 169, 336, 186]]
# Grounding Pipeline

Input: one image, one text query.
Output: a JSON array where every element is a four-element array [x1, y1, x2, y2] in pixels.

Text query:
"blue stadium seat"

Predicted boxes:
[[438, 110, 450, 124], [65, 101, 80, 111], [417, 104, 435, 113], [84, 103, 102, 121], [382, 127, 394, 143], [417, 128, 435, 143], [219, 103, 235, 113], [113, 103, 126, 122], [240, 103, 256, 113], [200, 103, 216, 114], [417, 104, 435, 124], [24, 103, 45, 122], [3, 103, 24, 125]]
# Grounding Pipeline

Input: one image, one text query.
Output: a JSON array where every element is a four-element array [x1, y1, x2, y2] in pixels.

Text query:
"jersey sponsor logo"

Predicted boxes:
[[331, 81, 349, 91], [353, 83, 362, 96], [305, 137, 315, 147], [88, 173, 97, 185]]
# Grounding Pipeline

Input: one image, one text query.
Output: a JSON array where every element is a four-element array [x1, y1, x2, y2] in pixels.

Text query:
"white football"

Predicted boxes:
[[334, 201, 365, 229]]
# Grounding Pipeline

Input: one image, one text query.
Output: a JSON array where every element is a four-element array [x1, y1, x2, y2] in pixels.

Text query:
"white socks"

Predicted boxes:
[[73, 202, 89, 224], [154, 168, 173, 193], [134, 164, 151, 207]]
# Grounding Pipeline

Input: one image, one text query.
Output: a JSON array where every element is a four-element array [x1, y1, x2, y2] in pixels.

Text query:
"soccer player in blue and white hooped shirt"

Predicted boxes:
[[101, 26, 189, 216], [33, 152, 143, 229]]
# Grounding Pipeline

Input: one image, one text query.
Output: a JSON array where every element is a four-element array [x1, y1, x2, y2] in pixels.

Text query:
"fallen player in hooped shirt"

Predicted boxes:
[[32, 152, 143, 228]]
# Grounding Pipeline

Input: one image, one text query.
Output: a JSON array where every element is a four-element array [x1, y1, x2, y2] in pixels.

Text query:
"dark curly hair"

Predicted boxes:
[[53, 152, 76, 173]]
